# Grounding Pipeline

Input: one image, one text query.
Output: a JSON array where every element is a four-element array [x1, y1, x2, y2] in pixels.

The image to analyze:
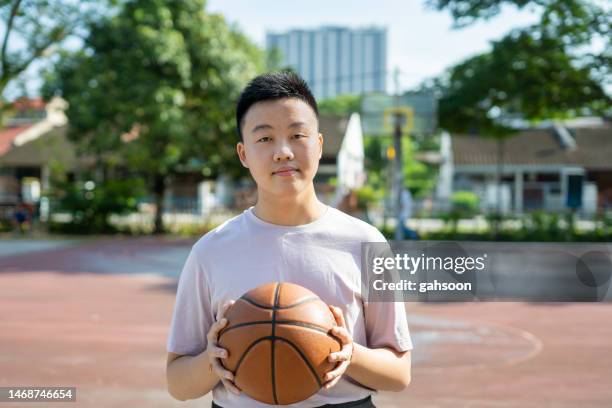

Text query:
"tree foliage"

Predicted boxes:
[[318, 94, 362, 116], [0, 0, 115, 121], [426, 0, 611, 134], [402, 136, 437, 198], [363, 136, 437, 199], [51, 177, 146, 233], [437, 30, 610, 135], [44, 0, 263, 232]]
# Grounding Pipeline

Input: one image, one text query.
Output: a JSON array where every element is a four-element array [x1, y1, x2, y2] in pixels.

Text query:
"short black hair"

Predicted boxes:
[[236, 71, 319, 140]]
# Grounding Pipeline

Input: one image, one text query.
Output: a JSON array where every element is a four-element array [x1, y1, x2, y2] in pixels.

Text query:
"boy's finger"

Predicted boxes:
[[221, 369, 234, 381], [324, 376, 341, 390], [331, 326, 351, 343], [222, 300, 235, 314], [210, 357, 230, 376], [324, 370, 338, 381], [215, 318, 228, 330], [213, 347, 228, 358], [207, 319, 227, 341], [329, 350, 350, 362], [328, 351, 347, 362], [328, 305, 340, 324], [324, 361, 349, 381], [212, 362, 237, 387], [216, 300, 234, 320], [222, 379, 241, 395], [332, 306, 347, 327]]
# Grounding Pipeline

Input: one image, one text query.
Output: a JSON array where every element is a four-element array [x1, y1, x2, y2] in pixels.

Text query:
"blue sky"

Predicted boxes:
[[207, 0, 541, 92]]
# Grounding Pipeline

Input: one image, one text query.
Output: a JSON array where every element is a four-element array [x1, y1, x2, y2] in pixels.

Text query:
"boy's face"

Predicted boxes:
[[237, 98, 323, 198]]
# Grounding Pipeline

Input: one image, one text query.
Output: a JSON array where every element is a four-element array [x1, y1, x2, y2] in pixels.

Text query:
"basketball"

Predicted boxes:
[[217, 282, 342, 405]]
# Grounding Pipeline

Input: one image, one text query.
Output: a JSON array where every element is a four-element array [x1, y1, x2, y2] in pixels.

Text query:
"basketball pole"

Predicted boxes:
[[393, 68, 404, 241]]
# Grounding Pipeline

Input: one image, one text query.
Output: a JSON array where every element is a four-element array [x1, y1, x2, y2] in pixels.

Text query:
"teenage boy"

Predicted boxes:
[[166, 72, 412, 408]]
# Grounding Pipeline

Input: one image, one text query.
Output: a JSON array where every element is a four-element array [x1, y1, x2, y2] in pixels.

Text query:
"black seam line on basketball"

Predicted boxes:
[[232, 336, 323, 390], [233, 337, 273, 380], [240, 295, 321, 310], [271, 283, 280, 406], [275, 337, 323, 388], [220, 320, 332, 336]]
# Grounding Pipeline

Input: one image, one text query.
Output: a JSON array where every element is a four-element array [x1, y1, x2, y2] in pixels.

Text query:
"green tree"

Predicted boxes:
[[435, 30, 610, 135], [318, 94, 362, 116], [51, 177, 146, 233], [363, 136, 386, 175], [0, 0, 115, 123], [364, 135, 436, 200], [44, 0, 263, 233], [427, 0, 611, 128], [402, 135, 436, 198]]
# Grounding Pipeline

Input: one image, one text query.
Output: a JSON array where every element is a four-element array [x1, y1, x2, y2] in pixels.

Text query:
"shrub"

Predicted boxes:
[[354, 185, 383, 209], [49, 178, 146, 234], [450, 191, 480, 218]]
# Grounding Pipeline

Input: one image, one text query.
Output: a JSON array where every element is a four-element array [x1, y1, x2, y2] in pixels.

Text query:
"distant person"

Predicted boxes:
[[399, 188, 419, 240], [13, 202, 30, 234]]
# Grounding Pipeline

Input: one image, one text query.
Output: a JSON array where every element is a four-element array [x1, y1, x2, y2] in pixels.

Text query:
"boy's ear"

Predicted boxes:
[[318, 132, 324, 159], [236, 142, 249, 168]]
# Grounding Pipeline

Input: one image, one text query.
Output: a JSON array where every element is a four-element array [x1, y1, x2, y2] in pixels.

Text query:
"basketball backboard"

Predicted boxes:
[[361, 91, 437, 136]]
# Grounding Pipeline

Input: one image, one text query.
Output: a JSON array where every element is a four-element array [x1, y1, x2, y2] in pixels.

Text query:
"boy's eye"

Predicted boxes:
[[294, 134, 306, 139], [257, 137, 271, 142]]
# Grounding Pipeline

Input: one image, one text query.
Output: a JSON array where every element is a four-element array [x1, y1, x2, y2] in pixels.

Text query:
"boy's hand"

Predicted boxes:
[[206, 300, 241, 395], [324, 305, 354, 390]]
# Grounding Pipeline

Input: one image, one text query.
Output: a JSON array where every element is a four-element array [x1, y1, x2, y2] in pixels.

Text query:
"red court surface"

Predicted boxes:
[[1, 237, 611, 407]]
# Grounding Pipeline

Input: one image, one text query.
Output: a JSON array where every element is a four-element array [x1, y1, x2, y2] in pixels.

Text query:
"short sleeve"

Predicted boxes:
[[166, 247, 215, 355], [363, 226, 413, 352], [364, 300, 413, 352]]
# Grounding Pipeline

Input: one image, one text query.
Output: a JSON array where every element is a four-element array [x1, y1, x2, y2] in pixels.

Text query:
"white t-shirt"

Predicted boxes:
[[167, 205, 413, 408]]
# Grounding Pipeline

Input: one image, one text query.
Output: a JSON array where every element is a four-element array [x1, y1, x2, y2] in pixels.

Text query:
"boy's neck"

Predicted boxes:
[[253, 187, 327, 226]]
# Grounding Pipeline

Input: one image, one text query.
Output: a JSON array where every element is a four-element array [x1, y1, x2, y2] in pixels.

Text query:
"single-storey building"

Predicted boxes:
[[436, 120, 612, 215]]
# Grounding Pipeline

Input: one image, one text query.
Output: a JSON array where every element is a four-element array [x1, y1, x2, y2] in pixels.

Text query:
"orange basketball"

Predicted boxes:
[[217, 282, 342, 405]]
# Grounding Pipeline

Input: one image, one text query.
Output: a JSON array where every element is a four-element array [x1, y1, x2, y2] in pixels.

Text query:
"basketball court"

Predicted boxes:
[[1, 237, 611, 407]]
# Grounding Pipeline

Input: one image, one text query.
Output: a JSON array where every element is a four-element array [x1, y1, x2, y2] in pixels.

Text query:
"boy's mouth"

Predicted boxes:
[[272, 166, 299, 176]]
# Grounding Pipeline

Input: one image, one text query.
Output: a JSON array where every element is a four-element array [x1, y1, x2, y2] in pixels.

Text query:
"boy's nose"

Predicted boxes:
[[273, 146, 294, 161]]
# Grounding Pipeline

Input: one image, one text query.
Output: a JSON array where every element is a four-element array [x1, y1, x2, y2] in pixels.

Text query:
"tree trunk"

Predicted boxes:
[[494, 137, 505, 238], [153, 173, 166, 234], [496, 137, 503, 215]]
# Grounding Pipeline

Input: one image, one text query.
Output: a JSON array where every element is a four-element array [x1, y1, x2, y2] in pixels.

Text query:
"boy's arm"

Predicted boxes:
[[166, 351, 220, 401], [325, 306, 412, 392], [166, 301, 240, 401], [346, 345, 411, 392]]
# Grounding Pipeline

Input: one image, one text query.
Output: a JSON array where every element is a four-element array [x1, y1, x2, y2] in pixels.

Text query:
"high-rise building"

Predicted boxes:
[[266, 26, 387, 100]]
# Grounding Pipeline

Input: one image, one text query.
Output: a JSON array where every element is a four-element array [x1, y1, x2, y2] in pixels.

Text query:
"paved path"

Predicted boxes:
[[1, 237, 611, 407]]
